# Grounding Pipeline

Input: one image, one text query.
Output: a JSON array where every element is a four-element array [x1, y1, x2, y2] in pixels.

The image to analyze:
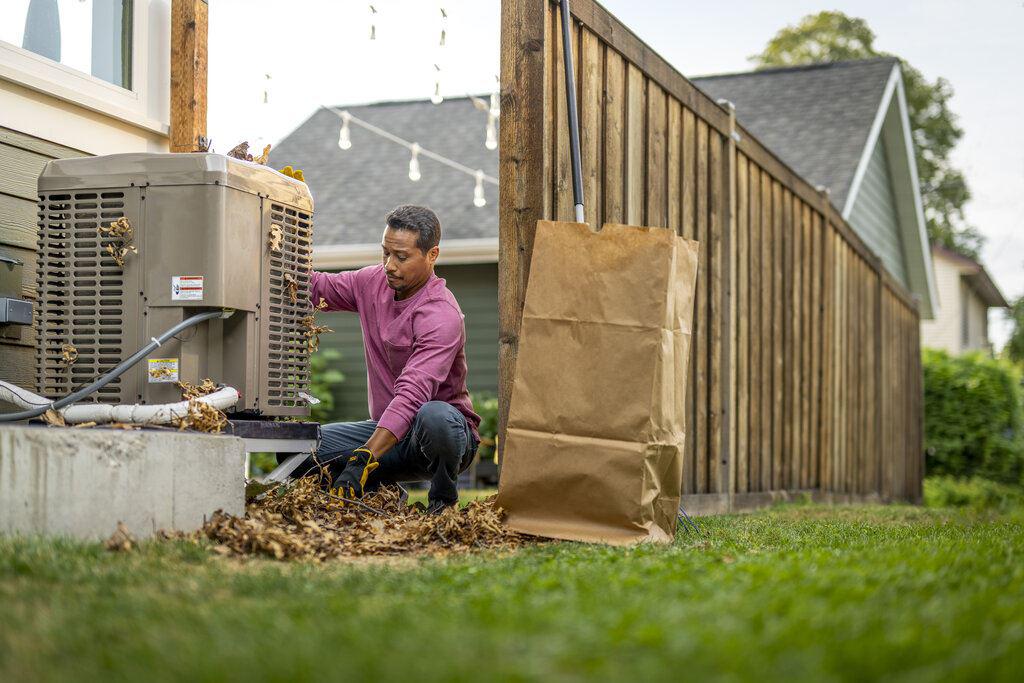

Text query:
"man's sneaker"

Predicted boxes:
[[426, 499, 457, 515]]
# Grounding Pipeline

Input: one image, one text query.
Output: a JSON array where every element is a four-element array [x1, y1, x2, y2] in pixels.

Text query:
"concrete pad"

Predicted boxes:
[[0, 425, 245, 540]]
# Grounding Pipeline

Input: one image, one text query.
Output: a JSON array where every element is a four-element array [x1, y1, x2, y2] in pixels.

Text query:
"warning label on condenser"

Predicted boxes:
[[171, 275, 204, 301], [147, 358, 179, 383]]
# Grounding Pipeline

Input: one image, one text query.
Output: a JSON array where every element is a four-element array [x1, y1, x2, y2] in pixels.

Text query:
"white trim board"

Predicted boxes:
[[0, 0, 170, 138]]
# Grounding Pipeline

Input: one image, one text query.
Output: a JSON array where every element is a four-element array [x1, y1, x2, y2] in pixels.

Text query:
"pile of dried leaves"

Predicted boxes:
[[173, 475, 526, 561]]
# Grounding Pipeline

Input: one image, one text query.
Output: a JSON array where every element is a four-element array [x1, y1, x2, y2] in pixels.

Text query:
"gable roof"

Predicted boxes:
[[693, 58, 899, 212], [931, 244, 1009, 308], [269, 96, 499, 252], [694, 58, 936, 318]]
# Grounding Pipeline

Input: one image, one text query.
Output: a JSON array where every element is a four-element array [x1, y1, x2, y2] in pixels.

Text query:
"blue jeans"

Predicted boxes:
[[292, 401, 478, 505]]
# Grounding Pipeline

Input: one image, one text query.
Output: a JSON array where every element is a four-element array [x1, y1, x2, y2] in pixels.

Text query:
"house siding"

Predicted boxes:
[[318, 262, 499, 422], [848, 138, 908, 285], [920, 252, 993, 354], [0, 127, 86, 398]]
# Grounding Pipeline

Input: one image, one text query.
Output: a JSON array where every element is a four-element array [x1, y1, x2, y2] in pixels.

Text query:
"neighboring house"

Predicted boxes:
[[0, 0, 170, 398], [920, 244, 1008, 355], [269, 97, 499, 420], [272, 58, 937, 420], [693, 58, 937, 319]]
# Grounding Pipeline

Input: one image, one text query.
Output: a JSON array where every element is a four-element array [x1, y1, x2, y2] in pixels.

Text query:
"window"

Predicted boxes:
[[0, 0, 132, 89]]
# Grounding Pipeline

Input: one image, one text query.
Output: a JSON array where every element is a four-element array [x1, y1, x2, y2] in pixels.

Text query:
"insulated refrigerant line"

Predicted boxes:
[[559, 0, 585, 224], [0, 309, 233, 422]]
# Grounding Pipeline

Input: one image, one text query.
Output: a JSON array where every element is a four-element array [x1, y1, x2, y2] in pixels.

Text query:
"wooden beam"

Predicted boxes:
[[170, 0, 209, 153], [497, 0, 549, 459]]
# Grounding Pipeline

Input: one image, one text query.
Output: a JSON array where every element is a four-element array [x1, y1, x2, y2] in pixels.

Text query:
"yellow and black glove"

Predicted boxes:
[[332, 447, 379, 499]]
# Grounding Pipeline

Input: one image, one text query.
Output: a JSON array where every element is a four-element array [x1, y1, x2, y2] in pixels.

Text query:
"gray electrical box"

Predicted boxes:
[[35, 153, 315, 416]]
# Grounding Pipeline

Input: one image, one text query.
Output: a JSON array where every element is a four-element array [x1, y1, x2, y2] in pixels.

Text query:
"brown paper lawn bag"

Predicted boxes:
[[497, 221, 699, 545]]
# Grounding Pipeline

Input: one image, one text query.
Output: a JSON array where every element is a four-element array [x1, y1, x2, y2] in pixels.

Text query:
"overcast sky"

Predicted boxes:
[[207, 0, 1022, 348]]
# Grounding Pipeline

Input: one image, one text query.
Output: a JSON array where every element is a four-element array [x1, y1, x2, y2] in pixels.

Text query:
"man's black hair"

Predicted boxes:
[[385, 205, 441, 253]]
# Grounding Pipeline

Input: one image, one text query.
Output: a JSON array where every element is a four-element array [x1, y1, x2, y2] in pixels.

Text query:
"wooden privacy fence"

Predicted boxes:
[[498, 0, 924, 512]]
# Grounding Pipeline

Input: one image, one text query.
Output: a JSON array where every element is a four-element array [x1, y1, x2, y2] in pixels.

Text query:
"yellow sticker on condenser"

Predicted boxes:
[[147, 358, 179, 383]]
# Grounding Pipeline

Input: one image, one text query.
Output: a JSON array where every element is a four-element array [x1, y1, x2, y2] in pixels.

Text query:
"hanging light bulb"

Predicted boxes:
[[485, 113, 497, 150], [408, 143, 421, 181], [369, 4, 377, 40], [473, 170, 486, 207], [337, 111, 352, 150], [431, 64, 443, 104], [489, 90, 500, 117]]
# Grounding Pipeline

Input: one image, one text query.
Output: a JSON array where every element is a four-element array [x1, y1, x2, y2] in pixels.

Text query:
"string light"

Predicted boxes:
[[473, 170, 486, 207], [408, 143, 421, 181], [439, 7, 447, 47], [369, 4, 377, 40], [485, 113, 497, 150], [337, 111, 352, 150], [324, 107, 498, 207], [431, 64, 443, 104]]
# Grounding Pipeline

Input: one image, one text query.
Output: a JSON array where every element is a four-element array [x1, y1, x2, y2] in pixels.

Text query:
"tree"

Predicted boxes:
[[750, 11, 983, 258], [1005, 294, 1024, 366]]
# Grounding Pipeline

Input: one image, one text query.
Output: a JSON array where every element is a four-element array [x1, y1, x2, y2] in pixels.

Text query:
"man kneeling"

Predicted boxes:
[[295, 205, 480, 513]]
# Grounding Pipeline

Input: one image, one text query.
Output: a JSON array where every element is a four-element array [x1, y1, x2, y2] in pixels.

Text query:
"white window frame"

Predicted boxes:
[[0, 0, 168, 135]]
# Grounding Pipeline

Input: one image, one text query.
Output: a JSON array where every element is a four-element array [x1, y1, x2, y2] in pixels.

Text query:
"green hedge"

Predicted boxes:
[[923, 349, 1024, 484]]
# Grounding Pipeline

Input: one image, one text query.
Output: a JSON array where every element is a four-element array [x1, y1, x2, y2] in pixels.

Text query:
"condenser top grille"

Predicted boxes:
[[36, 191, 127, 403], [266, 203, 313, 407]]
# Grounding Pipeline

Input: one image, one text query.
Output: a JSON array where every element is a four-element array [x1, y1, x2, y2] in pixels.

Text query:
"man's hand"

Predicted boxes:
[[332, 447, 379, 499]]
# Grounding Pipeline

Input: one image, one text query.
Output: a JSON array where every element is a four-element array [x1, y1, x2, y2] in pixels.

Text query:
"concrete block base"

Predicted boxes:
[[0, 425, 245, 540]]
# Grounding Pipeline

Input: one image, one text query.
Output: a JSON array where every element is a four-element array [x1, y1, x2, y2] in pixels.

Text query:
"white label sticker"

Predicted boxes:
[[147, 358, 179, 383], [172, 275, 204, 301]]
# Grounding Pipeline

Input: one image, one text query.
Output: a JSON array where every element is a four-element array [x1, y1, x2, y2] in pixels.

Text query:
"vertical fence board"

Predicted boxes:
[[709, 131, 724, 494], [759, 170, 773, 492], [736, 155, 750, 494], [603, 49, 625, 225], [695, 118, 709, 493], [748, 164, 762, 491], [810, 212, 822, 489], [580, 28, 603, 227], [667, 99, 682, 233], [646, 82, 668, 228], [625, 64, 646, 225]]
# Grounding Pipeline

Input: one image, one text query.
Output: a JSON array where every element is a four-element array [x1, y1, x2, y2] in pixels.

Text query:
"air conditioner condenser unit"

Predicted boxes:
[[35, 153, 316, 419]]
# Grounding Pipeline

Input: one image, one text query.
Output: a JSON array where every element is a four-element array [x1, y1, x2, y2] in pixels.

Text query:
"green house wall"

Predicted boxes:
[[847, 138, 909, 286], [317, 262, 499, 422]]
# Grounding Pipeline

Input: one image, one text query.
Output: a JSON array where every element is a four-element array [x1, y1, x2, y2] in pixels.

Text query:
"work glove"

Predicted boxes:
[[278, 165, 305, 182], [331, 447, 379, 499]]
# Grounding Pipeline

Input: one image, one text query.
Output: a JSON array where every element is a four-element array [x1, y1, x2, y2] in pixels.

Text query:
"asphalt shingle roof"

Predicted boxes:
[[693, 58, 898, 210], [269, 97, 499, 247]]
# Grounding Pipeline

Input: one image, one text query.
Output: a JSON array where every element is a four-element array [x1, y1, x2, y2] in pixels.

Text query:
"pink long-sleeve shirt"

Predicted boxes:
[[310, 265, 480, 442]]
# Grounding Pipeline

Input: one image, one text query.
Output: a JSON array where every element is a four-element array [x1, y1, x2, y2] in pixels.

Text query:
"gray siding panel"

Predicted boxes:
[[848, 139, 908, 284], [0, 128, 85, 410], [319, 263, 498, 422]]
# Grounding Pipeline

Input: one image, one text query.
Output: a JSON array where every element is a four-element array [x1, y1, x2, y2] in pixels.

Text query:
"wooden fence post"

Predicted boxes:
[[497, 0, 549, 460], [170, 0, 209, 153]]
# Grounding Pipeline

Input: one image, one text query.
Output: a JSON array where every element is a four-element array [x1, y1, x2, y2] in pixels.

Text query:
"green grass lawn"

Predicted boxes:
[[1, 502, 1022, 682]]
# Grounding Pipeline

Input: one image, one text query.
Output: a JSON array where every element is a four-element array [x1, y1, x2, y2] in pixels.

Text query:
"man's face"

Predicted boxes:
[[381, 226, 438, 296]]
